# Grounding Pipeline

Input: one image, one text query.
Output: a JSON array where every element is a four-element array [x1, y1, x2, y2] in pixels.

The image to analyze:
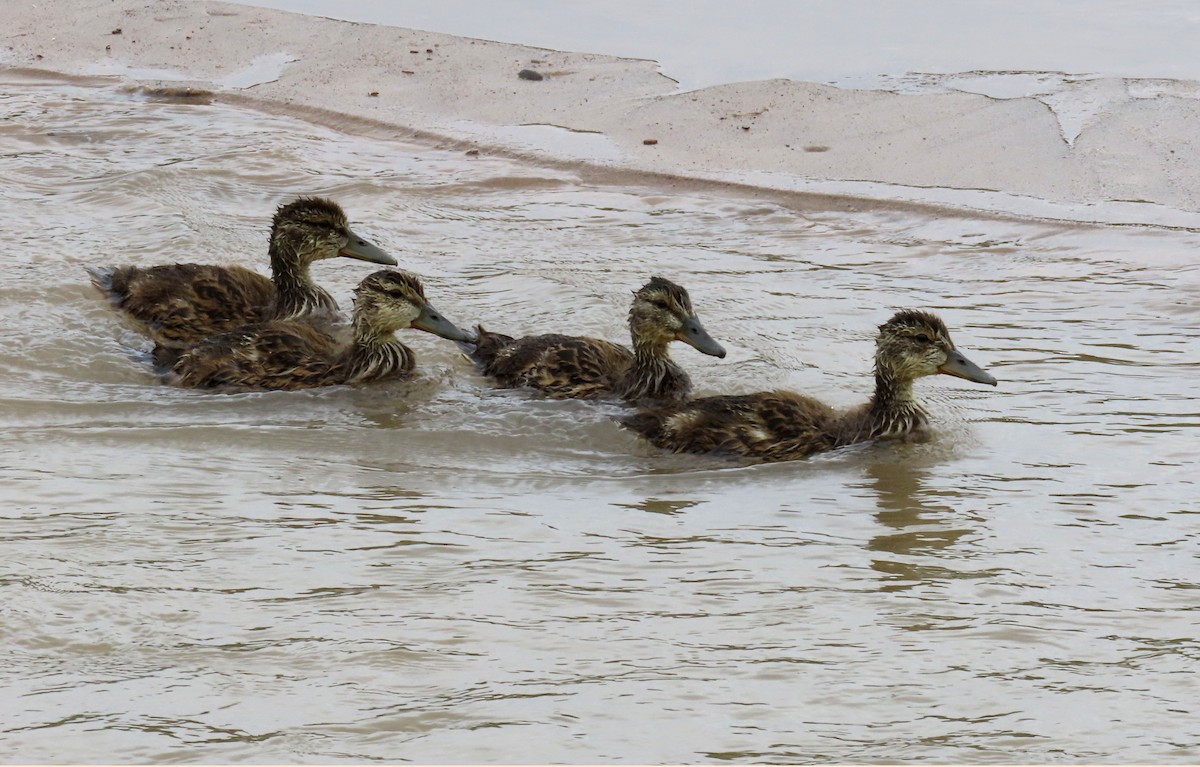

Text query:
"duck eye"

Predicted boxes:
[[915, 333, 931, 343], [651, 299, 670, 311]]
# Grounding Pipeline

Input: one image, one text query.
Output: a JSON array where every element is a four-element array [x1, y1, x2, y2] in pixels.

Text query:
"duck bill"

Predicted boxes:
[[411, 302, 474, 343], [676, 316, 727, 358], [339, 228, 397, 265], [939, 350, 997, 386]]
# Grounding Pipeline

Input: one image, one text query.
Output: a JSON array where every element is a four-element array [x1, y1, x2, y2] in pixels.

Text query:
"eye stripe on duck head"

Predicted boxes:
[[350, 271, 425, 340], [354, 270, 426, 303], [273, 196, 351, 233], [877, 309, 997, 387], [633, 276, 695, 317], [269, 196, 360, 269], [880, 309, 954, 348]]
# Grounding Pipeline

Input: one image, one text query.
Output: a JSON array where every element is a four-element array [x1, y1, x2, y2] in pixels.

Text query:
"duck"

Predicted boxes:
[[168, 269, 471, 391], [463, 276, 727, 404], [87, 197, 396, 347], [621, 309, 997, 462]]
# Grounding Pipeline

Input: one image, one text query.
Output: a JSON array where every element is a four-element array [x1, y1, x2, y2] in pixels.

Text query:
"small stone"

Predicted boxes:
[[368, 91, 379, 97], [465, 149, 480, 156], [425, 48, 433, 54], [111, 28, 123, 35], [401, 70, 414, 75], [741, 126, 750, 131], [643, 139, 658, 145], [518, 69, 543, 81]]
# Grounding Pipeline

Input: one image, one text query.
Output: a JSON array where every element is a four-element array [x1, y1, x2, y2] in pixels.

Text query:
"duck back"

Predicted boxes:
[[622, 391, 839, 461], [89, 263, 275, 345], [481, 333, 632, 399], [168, 320, 340, 391]]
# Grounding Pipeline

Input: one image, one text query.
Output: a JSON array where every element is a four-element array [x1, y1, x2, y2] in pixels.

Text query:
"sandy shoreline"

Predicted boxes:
[[7, 0, 1200, 227]]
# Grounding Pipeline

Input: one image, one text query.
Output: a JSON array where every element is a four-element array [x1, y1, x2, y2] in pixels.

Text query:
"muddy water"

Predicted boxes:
[[2, 76, 1199, 764]]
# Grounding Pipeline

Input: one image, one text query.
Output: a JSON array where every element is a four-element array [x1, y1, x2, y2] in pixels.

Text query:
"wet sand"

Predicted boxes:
[[8, 0, 1200, 225]]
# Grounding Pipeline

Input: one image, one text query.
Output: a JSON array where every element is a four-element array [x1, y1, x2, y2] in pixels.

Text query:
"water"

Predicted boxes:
[[2, 74, 1199, 763]]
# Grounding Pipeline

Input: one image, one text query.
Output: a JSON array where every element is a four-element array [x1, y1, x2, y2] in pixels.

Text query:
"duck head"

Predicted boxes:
[[270, 197, 397, 267], [628, 276, 726, 358], [876, 309, 997, 387], [352, 270, 472, 342]]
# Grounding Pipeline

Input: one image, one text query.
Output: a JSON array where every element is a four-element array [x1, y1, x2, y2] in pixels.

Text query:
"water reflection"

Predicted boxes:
[[615, 497, 702, 516], [864, 449, 1007, 596], [864, 455, 965, 588]]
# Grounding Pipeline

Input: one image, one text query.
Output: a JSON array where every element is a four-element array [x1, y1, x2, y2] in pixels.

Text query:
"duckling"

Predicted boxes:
[[168, 270, 471, 391], [464, 276, 726, 404], [621, 309, 997, 462], [88, 197, 396, 346]]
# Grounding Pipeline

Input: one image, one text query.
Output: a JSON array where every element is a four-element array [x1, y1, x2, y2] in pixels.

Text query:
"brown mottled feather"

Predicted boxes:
[[622, 310, 996, 462], [89, 263, 277, 344], [170, 320, 367, 391], [168, 270, 465, 392], [481, 333, 634, 399], [465, 277, 724, 404], [89, 197, 389, 347], [468, 326, 516, 366], [623, 391, 839, 461]]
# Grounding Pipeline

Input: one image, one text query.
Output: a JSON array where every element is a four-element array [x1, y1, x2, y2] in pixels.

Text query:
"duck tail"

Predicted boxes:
[[458, 324, 515, 369], [150, 341, 188, 373], [85, 265, 117, 294], [618, 409, 668, 441], [85, 265, 134, 305]]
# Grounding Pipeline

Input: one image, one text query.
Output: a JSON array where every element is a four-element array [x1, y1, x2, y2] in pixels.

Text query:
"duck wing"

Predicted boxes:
[[623, 390, 839, 461], [88, 263, 275, 345], [169, 319, 344, 391], [484, 334, 633, 399]]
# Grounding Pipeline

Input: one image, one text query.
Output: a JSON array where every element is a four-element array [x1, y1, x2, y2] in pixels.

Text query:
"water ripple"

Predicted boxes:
[[1, 76, 1198, 764]]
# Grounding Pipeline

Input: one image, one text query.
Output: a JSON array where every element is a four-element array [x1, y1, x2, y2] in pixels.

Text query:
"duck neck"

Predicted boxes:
[[343, 315, 414, 383], [864, 369, 927, 439], [617, 332, 689, 403], [269, 240, 337, 320]]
